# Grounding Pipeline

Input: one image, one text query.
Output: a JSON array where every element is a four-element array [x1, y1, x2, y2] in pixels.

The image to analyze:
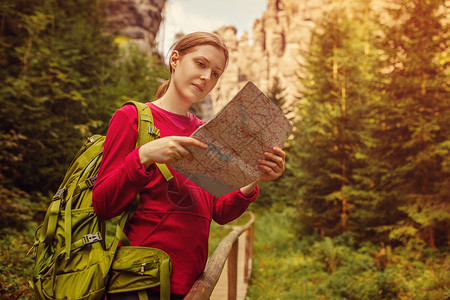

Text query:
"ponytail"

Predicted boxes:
[[156, 79, 170, 99]]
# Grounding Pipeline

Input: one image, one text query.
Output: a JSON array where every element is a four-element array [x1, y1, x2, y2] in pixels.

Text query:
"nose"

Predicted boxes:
[[200, 70, 211, 81]]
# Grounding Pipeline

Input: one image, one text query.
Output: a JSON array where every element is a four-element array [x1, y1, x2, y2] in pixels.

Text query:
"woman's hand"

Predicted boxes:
[[139, 136, 207, 169], [256, 147, 286, 182], [240, 147, 286, 195]]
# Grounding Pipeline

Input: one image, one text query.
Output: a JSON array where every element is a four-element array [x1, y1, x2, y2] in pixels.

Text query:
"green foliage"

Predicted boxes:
[[245, 209, 450, 299], [94, 43, 169, 127], [364, 0, 450, 247], [0, 0, 168, 195], [243, 2, 450, 296], [0, 227, 36, 300], [1, 0, 115, 192], [0, 185, 32, 230], [286, 0, 381, 237], [273, 0, 450, 247]]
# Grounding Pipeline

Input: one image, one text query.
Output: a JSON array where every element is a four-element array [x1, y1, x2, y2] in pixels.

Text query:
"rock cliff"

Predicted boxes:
[[104, 0, 166, 56], [211, 0, 329, 116]]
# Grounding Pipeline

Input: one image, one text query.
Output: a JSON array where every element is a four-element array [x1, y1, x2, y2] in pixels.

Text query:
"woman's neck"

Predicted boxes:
[[154, 93, 190, 117]]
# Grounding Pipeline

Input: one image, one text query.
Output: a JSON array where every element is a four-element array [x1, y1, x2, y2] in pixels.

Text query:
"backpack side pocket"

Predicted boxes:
[[107, 246, 171, 299]]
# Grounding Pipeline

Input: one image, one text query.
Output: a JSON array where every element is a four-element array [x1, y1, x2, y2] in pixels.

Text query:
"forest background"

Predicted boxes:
[[0, 0, 449, 299]]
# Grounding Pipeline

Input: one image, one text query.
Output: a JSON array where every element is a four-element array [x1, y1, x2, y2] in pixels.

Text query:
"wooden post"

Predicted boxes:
[[249, 223, 254, 277], [227, 239, 238, 300], [185, 211, 255, 300], [244, 228, 250, 284], [244, 223, 254, 284]]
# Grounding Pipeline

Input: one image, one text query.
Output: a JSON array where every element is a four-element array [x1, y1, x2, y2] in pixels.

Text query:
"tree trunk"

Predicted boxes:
[[341, 65, 347, 232]]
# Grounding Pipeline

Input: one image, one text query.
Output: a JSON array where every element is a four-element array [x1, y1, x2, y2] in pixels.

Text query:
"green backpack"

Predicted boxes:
[[28, 101, 173, 300]]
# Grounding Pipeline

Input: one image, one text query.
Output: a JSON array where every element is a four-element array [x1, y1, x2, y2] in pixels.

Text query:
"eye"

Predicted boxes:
[[212, 72, 219, 78], [197, 61, 205, 68]]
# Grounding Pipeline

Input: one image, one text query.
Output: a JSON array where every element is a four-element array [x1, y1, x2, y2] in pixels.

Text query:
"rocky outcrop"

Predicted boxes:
[[210, 0, 329, 116], [104, 0, 166, 56]]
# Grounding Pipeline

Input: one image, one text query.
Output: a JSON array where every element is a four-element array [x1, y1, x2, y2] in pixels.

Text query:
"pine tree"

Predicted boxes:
[[367, 0, 450, 247], [266, 76, 287, 111], [289, 1, 380, 237]]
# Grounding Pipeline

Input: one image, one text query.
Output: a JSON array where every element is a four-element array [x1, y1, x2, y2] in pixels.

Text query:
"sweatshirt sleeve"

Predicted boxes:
[[212, 185, 259, 225], [92, 105, 154, 220]]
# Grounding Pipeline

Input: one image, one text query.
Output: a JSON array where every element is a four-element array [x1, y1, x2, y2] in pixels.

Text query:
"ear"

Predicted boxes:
[[170, 50, 180, 70]]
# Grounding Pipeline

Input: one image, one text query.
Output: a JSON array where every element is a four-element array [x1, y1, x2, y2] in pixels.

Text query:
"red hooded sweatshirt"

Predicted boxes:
[[92, 103, 258, 295]]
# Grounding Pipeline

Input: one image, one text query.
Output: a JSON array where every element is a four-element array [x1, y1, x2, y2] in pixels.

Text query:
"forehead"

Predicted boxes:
[[184, 45, 227, 69]]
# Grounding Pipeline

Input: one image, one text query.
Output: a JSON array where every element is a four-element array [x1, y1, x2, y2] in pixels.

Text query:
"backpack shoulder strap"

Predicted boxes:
[[122, 101, 173, 181]]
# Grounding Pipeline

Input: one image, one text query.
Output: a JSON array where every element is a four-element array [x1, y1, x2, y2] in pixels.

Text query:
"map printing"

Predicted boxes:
[[171, 81, 293, 197]]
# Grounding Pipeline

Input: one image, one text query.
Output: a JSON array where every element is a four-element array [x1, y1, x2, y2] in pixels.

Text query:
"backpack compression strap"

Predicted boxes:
[[124, 101, 173, 181]]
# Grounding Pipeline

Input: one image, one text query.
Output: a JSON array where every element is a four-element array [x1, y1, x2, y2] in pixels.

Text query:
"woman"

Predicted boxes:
[[93, 32, 286, 299]]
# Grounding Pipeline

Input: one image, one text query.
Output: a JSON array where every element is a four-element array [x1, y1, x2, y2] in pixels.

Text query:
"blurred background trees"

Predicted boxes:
[[269, 0, 449, 249], [252, 1, 449, 297]]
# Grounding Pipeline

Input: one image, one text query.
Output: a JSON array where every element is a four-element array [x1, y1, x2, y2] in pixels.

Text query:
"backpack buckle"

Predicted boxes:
[[148, 126, 160, 137], [82, 231, 102, 245], [85, 174, 98, 189], [53, 187, 67, 202]]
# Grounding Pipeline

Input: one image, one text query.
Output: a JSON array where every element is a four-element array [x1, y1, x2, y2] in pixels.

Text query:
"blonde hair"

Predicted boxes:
[[156, 32, 229, 99]]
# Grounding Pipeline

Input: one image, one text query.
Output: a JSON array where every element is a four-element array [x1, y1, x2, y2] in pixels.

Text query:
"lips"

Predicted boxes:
[[192, 83, 204, 93]]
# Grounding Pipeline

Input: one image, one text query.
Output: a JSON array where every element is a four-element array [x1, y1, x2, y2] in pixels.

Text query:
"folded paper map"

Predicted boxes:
[[171, 81, 293, 197]]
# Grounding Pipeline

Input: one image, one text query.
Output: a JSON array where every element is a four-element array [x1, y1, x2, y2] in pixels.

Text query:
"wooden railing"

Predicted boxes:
[[185, 211, 255, 300]]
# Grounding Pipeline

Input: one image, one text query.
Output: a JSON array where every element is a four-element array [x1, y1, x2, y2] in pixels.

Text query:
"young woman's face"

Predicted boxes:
[[170, 44, 227, 104]]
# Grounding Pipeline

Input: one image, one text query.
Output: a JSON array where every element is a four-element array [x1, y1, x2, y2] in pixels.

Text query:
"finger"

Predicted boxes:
[[258, 158, 279, 170], [178, 146, 195, 161], [259, 158, 283, 174], [177, 139, 202, 160], [165, 137, 202, 163], [169, 145, 194, 162], [175, 136, 208, 149], [272, 147, 286, 159], [263, 152, 284, 169], [258, 164, 280, 180], [170, 157, 180, 164]]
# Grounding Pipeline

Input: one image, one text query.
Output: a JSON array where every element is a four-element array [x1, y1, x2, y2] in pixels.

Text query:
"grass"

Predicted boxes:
[[209, 207, 450, 300]]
